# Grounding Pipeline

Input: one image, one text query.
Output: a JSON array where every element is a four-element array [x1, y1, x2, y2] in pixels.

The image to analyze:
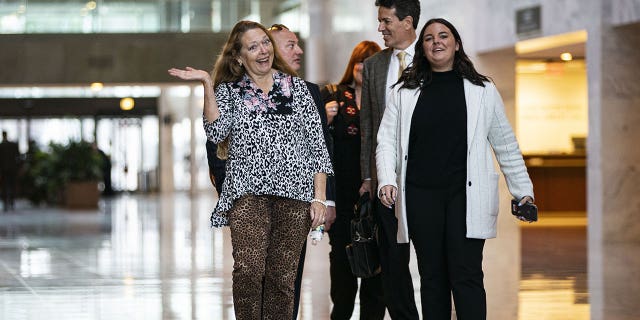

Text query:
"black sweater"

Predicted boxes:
[[405, 70, 467, 188]]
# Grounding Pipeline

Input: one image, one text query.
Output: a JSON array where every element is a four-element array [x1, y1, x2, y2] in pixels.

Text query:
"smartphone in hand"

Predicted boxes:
[[511, 199, 538, 222]]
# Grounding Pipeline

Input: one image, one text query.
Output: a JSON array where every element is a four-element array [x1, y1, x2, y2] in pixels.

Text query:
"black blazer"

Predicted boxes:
[[306, 81, 336, 203], [205, 140, 226, 193]]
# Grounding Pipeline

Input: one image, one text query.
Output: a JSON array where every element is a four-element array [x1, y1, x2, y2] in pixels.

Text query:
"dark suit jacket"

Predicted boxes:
[[360, 48, 393, 183], [306, 81, 336, 203], [205, 140, 226, 193]]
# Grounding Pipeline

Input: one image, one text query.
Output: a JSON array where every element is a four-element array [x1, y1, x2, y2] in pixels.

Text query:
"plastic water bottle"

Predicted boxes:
[[309, 224, 325, 245]]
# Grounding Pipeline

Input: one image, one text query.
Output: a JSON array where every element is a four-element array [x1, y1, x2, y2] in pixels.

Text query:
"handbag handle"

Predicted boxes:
[[354, 192, 372, 219]]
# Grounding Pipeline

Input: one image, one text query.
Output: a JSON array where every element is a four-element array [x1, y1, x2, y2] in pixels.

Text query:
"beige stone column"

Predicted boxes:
[[159, 193, 176, 318], [158, 89, 175, 193], [304, 0, 331, 83], [588, 2, 640, 318], [188, 85, 198, 195]]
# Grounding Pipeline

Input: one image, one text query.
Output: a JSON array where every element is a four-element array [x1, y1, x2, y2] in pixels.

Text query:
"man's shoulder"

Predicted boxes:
[[304, 80, 321, 94], [303, 81, 323, 106], [304, 80, 319, 89], [288, 76, 319, 94], [364, 48, 393, 66]]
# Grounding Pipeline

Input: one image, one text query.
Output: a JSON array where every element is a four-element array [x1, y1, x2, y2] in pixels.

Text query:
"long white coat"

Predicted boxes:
[[376, 79, 534, 243]]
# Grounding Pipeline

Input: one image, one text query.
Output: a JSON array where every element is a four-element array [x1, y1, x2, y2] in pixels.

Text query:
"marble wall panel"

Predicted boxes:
[[469, 0, 598, 54], [591, 11, 640, 320], [611, 0, 640, 26], [472, 0, 518, 53], [600, 22, 640, 243], [602, 243, 640, 320], [586, 1, 604, 316]]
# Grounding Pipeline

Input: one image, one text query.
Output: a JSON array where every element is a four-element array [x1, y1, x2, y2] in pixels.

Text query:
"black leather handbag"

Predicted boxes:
[[345, 192, 381, 278]]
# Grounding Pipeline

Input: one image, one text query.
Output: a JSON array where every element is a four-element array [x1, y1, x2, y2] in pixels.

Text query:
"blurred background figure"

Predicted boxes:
[[0, 131, 21, 211], [92, 142, 114, 196]]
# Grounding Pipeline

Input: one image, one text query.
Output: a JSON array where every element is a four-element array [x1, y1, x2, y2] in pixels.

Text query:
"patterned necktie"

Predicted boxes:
[[397, 51, 407, 79]]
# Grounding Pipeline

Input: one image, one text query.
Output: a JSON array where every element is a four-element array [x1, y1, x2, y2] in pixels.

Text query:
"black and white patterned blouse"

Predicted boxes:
[[203, 71, 333, 227]]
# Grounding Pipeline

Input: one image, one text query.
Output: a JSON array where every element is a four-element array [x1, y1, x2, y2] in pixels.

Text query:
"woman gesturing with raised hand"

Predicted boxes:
[[168, 20, 333, 319]]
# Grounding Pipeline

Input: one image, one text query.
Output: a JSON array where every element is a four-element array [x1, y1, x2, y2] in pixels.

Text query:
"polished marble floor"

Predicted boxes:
[[0, 193, 588, 319]]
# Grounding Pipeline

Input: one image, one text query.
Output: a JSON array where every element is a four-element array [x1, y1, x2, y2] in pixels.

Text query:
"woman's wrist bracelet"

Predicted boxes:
[[310, 198, 327, 207]]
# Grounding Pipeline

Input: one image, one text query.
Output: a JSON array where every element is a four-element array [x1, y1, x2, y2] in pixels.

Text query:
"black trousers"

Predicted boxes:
[[328, 210, 385, 320], [375, 199, 419, 319], [405, 183, 486, 320], [1, 172, 17, 211]]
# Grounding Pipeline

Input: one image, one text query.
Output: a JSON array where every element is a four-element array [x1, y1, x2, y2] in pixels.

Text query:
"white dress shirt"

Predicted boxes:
[[385, 37, 419, 95]]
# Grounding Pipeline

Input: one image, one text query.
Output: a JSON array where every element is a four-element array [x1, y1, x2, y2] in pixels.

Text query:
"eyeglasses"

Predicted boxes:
[[267, 23, 289, 32]]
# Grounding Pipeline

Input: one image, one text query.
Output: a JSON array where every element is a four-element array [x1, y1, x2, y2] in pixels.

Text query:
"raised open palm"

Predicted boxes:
[[168, 67, 210, 82]]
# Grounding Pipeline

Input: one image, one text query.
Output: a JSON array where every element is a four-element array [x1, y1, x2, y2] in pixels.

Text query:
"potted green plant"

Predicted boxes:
[[21, 148, 58, 205], [22, 140, 103, 208], [55, 140, 103, 208]]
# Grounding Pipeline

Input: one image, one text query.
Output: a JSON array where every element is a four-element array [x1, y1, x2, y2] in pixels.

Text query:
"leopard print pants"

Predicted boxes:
[[228, 195, 311, 320]]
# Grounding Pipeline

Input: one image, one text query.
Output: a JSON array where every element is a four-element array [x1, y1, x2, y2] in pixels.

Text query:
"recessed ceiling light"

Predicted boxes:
[[560, 52, 573, 61], [90, 82, 103, 92], [120, 97, 135, 111], [86, 1, 97, 10]]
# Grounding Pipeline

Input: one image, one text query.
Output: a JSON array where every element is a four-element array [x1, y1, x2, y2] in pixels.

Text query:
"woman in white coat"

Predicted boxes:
[[376, 18, 535, 320]]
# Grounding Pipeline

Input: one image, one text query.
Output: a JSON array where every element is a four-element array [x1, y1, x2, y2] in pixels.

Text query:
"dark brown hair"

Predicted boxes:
[[400, 18, 490, 89], [375, 0, 421, 29]]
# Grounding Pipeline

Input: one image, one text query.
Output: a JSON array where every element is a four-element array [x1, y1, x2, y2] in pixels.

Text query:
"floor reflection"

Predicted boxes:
[[519, 278, 589, 319], [520, 224, 589, 319], [0, 194, 588, 319]]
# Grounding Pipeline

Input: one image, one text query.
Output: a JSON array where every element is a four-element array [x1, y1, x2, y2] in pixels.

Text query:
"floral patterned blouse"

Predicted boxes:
[[203, 71, 333, 227]]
